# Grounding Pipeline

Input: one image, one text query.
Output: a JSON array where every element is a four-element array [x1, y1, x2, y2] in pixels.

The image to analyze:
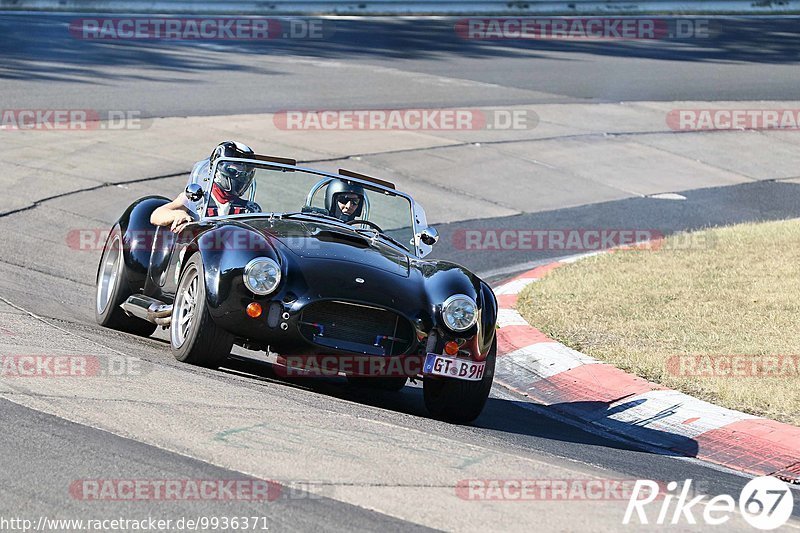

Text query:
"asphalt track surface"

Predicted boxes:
[[2, 13, 800, 531], [3, 15, 800, 115]]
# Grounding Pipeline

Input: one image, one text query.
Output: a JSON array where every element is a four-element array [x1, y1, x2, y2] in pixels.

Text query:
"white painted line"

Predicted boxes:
[[482, 252, 592, 280], [648, 192, 687, 200], [480, 257, 558, 281]]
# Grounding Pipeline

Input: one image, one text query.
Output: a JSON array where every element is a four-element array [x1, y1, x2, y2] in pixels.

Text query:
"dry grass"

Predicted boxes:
[[516, 219, 800, 426]]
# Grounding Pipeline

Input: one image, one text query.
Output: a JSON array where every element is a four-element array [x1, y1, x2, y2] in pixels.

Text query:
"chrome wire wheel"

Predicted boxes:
[[96, 235, 121, 315], [171, 264, 199, 348]]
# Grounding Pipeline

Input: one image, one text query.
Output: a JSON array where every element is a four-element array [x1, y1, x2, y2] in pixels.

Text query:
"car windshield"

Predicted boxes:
[[212, 160, 416, 251]]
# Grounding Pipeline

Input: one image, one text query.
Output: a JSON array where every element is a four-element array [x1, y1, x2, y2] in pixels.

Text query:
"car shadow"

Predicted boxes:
[[220, 355, 697, 459], [489, 398, 699, 457]]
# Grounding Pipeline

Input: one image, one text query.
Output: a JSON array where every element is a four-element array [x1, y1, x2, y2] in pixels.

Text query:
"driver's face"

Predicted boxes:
[[337, 194, 361, 215], [217, 162, 254, 195]]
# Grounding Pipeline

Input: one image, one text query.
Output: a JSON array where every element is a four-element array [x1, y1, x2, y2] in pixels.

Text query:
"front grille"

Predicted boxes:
[[299, 301, 414, 356]]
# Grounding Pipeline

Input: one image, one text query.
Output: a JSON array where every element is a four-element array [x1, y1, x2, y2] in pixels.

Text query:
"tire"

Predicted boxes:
[[170, 254, 233, 368], [423, 337, 496, 424], [95, 225, 157, 337], [347, 376, 407, 391]]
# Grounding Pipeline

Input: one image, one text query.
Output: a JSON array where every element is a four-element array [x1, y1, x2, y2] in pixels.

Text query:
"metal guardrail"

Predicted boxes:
[[1, 0, 798, 13]]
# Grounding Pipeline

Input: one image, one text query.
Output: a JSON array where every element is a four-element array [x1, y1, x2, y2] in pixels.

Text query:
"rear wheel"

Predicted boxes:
[[95, 225, 157, 337], [423, 338, 496, 424], [170, 254, 233, 368]]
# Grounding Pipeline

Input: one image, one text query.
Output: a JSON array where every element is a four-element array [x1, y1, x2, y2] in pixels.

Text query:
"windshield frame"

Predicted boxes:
[[202, 156, 422, 257]]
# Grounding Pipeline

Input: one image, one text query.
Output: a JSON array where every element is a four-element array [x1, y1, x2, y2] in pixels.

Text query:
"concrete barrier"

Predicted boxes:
[[3, 0, 800, 14]]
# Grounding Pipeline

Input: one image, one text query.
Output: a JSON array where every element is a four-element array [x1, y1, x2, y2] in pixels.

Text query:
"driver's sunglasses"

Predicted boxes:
[[220, 163, 252, 178], [338, 195, 361, 205]]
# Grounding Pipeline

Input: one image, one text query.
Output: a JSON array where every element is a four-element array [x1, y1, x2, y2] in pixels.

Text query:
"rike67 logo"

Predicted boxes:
[[624, 477, 795, 529]]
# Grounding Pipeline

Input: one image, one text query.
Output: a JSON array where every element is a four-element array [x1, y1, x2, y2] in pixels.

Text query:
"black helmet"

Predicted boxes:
[[210, 141, 256, 196], [325, 180, 365, 221]]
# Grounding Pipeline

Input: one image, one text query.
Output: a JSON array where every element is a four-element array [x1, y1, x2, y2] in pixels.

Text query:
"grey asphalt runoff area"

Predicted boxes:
[[1, 14, 799, 531]]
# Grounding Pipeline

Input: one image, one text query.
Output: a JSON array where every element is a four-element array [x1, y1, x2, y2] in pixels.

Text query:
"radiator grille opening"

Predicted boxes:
[[299, 301, 414, 356]]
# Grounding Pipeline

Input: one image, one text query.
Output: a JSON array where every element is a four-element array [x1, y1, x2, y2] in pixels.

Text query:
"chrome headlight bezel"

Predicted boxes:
[[243, 258, 282, 296], [441, 294, 478, 332]]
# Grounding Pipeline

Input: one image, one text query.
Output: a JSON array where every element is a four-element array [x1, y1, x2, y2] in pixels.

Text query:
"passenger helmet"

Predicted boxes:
[[210, 141, 256, 196]]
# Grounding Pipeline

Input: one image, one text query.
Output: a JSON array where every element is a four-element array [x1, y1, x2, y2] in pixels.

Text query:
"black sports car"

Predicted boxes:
[[95, 153, 498, 422]]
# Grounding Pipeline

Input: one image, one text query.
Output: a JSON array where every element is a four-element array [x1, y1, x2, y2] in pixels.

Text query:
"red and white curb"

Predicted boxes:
[[493, 259, 800, 484]]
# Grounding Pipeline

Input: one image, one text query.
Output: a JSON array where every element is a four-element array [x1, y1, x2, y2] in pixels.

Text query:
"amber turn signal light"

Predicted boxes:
[[444, 341, 459, 356], [246, 302, 262, 318]]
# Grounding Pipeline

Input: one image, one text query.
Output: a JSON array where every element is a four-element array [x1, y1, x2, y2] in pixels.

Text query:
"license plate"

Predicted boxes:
[[424, 353, 485, 382]]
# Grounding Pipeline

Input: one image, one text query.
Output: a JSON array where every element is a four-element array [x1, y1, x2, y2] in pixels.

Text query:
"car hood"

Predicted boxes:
[[241, 219, 410, 278]]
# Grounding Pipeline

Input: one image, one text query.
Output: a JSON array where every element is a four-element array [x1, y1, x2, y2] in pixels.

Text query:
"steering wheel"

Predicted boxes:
[[346, 219, 384, 233], [244, 201, 262, 214]]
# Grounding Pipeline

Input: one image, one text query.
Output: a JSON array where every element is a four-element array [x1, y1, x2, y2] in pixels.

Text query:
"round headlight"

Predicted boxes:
[[441, 294, 478, 332], [243, 258, 281, 296]]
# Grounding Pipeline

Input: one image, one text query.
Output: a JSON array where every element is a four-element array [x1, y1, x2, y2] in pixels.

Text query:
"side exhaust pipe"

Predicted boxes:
[[121, 295, 172, 326]]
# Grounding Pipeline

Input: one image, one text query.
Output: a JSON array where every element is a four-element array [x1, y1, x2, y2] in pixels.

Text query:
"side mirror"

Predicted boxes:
[[419, 227, 439, 246], [185, 183, 204, 202]]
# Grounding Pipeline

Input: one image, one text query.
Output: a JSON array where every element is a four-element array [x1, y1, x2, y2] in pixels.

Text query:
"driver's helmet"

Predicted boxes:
[[325, 180, 365, 222], [209, 141, 256, 199]]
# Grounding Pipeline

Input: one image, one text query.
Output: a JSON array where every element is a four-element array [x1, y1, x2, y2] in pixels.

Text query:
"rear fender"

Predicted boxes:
[[117, 196, 170, 293]]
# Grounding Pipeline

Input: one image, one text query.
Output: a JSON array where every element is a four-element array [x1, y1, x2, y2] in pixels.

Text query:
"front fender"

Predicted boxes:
[[476, 280, 498, 358], [417, 260, 497, 357], [186, 224, 281, 312]]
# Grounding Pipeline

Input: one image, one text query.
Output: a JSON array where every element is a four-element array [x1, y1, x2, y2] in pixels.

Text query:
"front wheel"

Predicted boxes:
[[95, 224, 157, 337], [170, 254, 233, 368], [423, 338, 496, 424]]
